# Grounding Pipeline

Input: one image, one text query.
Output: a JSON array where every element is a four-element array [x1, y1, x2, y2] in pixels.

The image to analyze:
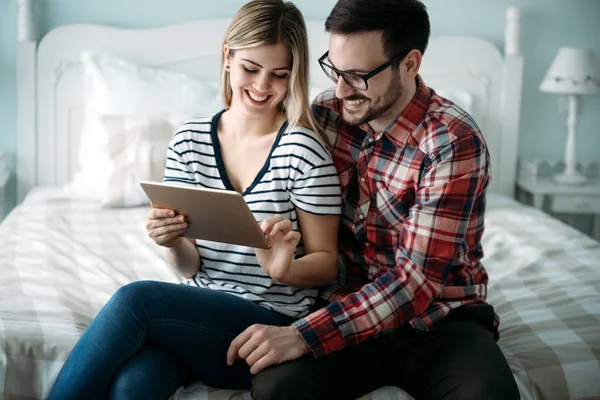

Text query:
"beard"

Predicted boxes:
[[341, 69, 404, 126]]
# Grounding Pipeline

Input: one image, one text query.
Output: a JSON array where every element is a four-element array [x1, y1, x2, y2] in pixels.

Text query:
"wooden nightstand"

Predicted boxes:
[[516, 158, 600, 241], [0, 152, 9, 221]]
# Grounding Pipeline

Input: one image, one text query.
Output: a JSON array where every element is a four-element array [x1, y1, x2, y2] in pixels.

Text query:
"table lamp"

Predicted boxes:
[[539, 47, 600, 185]]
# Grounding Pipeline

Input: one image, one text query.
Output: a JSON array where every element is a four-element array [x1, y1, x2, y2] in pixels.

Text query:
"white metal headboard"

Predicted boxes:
[[16, 0, 523, 203]]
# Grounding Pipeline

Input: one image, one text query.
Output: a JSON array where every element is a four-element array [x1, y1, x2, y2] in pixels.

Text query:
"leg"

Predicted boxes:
[[49, 281, 293, 400], [108, 345, 193, 400], [253, 304, 519, 400], [251, 329, 397, 400], [396, 318, 520, 400]]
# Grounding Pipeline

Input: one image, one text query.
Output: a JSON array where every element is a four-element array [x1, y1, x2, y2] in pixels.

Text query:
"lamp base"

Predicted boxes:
[[553, 171, 587, 185]]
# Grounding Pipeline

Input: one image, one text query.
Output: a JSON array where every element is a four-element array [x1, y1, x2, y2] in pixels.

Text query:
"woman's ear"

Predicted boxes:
[[223, 44, 231, 71]]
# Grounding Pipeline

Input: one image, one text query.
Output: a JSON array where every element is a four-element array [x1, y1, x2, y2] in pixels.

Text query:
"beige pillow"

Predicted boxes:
[[100, 114, 184, 208]]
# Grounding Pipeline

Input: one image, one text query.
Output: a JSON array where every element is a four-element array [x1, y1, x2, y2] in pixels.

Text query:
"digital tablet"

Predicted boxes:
[[139, 181, 271, 249]]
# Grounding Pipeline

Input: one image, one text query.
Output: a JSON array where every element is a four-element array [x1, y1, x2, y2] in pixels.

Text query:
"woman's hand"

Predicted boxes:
[[146, 207, 188, 248], [255, 216, 301, 282]]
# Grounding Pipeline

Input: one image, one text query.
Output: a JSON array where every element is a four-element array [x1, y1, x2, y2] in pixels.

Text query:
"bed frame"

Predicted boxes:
[[15, 0, 523, 203]]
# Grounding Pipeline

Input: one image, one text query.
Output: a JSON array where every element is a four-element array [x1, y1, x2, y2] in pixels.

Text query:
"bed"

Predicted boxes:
[[4, 1, 600, 399]]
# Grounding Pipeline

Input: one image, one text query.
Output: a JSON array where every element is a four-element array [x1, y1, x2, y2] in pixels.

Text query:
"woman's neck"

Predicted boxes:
[[221, 106, 285, 139]]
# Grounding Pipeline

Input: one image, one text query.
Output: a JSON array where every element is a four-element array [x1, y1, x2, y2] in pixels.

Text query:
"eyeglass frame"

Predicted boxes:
[[318, 50, 410, 91]]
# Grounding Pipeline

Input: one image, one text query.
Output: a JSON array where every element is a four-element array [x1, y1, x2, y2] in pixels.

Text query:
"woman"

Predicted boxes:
[[48, 1, 341, 399]]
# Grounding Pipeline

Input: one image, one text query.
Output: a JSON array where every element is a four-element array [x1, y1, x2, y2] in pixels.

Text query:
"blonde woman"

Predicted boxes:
[[48, 1, 341, 399]]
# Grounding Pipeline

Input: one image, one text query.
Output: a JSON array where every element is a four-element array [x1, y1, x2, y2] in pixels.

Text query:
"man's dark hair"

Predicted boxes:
[[325, 0, 430, 61]]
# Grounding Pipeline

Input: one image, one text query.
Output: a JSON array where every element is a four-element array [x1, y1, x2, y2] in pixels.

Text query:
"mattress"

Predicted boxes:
[[0, 187, 599, 400]]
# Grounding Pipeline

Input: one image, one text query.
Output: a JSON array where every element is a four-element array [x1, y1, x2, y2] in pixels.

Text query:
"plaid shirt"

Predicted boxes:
[[294, 76, 495, 357]]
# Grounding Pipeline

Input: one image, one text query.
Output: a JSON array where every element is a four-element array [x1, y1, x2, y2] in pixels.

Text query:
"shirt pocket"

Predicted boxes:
[[374, 180, 409, 231]]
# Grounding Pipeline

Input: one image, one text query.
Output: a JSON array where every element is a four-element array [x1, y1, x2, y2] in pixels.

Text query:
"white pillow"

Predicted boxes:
[[435, 88, 474, 114], [100, 114, 185, 208], [71, 52, 221, 199]]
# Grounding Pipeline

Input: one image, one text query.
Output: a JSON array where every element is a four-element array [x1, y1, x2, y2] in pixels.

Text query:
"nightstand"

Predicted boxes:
[[516, 158, 600, 241], [0, 152, 9, 221]]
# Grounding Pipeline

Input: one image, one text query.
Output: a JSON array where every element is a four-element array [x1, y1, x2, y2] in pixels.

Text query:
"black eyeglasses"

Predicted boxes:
[[318, 50, 409, 91]]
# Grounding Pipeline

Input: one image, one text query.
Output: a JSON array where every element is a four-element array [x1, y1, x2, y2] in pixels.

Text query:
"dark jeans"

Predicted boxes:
[[252, 304, 520, 400], [48, 280, 293, 400]]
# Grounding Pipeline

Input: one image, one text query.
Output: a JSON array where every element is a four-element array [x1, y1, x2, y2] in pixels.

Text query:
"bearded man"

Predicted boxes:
[[228, 1, 520, 399]]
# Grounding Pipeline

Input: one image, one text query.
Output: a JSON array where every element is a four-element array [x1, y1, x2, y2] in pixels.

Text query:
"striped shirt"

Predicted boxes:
[[163, 110, 342, 318], [294, 76, 494, 357]]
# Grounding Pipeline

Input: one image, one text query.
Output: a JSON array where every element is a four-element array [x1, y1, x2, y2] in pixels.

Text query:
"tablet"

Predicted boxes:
[[139, 181, 271, 249]]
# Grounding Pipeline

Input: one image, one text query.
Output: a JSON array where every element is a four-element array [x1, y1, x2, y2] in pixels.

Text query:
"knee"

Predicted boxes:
[[110, 280, 157, 307]]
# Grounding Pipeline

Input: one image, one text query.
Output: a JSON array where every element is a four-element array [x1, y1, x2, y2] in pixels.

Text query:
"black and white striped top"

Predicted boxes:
[[163, 110, 342, 318]]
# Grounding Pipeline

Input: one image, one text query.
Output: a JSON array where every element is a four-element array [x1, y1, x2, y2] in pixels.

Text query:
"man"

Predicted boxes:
[[226, 1, 520, 398]]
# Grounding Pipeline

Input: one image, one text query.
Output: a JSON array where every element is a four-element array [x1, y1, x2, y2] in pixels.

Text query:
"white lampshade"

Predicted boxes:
[[539, 47, 600, 94]]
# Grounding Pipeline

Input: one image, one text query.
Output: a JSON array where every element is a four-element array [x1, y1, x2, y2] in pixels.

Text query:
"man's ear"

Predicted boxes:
[[403, 49, 422, 80]]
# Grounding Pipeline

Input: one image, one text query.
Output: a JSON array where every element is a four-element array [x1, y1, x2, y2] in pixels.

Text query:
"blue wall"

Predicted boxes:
[[1, 0, 599, 216]]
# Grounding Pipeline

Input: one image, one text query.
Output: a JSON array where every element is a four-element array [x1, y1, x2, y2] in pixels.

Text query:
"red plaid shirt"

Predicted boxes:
[[294, 76, 496, 357]]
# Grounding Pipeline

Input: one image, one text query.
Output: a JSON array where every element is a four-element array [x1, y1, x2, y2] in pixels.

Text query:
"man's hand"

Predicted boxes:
[[226, 324, 310, 374]]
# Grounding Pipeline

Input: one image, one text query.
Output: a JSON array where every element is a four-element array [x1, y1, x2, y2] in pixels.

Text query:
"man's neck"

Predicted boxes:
[[367, 77, 418, 133]]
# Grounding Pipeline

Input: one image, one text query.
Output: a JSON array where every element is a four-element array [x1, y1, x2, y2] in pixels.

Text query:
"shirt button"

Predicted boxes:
[[359, 213, 366, 220], [365, 242, 371, 247], [360, 177, 366, 183], [367, 137, 373, 143]]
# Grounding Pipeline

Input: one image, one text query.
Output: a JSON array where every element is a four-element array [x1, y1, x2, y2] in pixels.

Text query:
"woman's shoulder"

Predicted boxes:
[[171, 113, 219, 140], [281, 125, 331, 157]]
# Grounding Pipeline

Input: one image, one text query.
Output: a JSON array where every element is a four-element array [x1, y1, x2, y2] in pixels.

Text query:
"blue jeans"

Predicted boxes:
[[48, 280, 294, 400]]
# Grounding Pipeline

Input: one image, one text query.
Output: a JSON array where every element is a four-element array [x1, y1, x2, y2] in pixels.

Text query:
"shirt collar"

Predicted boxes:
[[360, 75, 431, 146]]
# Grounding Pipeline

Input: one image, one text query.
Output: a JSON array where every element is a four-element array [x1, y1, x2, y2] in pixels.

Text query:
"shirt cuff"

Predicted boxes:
[[293, 306, 345, 358]]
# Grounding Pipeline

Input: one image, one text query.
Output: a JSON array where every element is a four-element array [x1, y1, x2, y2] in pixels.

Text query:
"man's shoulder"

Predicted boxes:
[[311, 88, 340, 115], [418, 93, 487, 155], [310, 88, 346, 145]]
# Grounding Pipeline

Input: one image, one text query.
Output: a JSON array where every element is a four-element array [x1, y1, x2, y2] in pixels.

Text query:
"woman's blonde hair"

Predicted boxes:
[[221, 0, 325, 143]]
